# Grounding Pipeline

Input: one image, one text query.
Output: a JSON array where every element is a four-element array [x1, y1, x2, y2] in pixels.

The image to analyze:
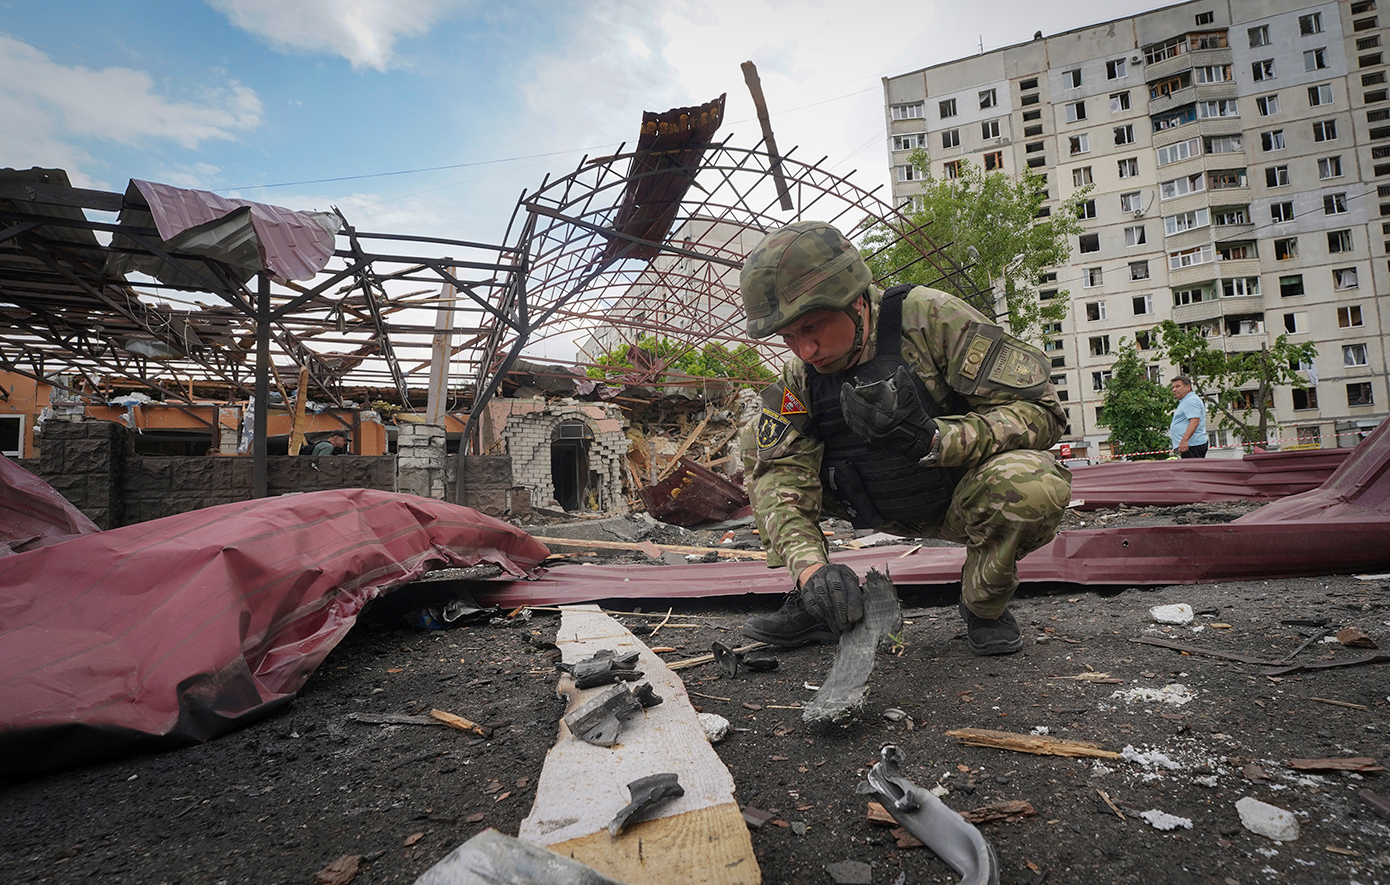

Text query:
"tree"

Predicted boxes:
[[1097, 338, 1172, 459], [858, 156, 1092, 342], [1152, 321, 1318, 447], [587, 336, 776, 386]]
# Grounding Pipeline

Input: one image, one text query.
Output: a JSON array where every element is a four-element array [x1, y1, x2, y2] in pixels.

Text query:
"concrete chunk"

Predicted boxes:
[[1235, 796, 1299, 841]]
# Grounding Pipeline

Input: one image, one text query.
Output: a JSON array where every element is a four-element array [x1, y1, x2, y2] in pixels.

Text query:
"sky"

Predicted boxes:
[[1, 0, 1177, 359]]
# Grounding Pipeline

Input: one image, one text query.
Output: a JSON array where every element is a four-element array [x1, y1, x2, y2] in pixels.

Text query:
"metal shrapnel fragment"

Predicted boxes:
[[712, 641, 739, 678], [857, 745, 1000, 885], [608, 773, 684, 836], [803, 568, 901, 723], [563, 683, 644, 747]]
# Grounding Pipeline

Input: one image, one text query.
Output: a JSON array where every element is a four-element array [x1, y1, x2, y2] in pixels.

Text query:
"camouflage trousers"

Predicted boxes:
[[901, 451, 1071, 619]]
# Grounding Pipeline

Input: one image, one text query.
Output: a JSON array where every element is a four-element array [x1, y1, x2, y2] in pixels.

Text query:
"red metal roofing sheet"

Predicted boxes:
[[476, 419, 1390, 608], [131, 179, 336, 282], [0, 455, 99, 554], [1066, 447, 1351, 509], [0, 490, 548, 777]]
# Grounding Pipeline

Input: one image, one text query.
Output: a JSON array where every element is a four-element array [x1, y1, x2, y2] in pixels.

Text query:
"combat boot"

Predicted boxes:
[[958, 601, 1022, 655], [742, 591, 837, 646]]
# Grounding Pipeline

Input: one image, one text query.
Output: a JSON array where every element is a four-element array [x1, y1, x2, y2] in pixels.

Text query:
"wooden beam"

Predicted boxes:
[[287, 367, 309, 455], [534, 535, 765, 561], [519, 605, 760, 885], [660, 413, 711, 481]]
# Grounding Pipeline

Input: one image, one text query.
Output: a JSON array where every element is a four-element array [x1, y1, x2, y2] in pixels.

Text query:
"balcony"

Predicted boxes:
[[1214, 221, 1255, 241], [1148, 82, 1239, 117], [1149, 86, 1196, 117], [1163, 226, 1214, 251], [1153, 117, 1243, 148], [1219, 290, 1263, 310], [1168, 260, 1220, 287], [1145, 44, 1232, 82], [1159, 191, 1213, 218], [1172, 299, 1223, 324], [1225, 332, 1270, 353], [1217, 257, 1260, 278]]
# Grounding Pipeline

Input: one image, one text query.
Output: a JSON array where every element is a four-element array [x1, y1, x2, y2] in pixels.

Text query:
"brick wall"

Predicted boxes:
[[396, 423, 447, 500], [494, 400, 629, 513]]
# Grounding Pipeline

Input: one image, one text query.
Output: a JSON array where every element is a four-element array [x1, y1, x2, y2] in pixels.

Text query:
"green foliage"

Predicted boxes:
[[586, 336, 776, 386], [1097, 339, 1172, 459], [1151, 321, 1319, 446], [858, 157, 1092, 342]]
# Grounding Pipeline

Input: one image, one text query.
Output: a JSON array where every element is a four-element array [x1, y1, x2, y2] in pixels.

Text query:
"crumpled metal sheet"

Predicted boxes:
[[105, 179, 339, 284], [639, 457, 750, 527], [477, 419, 1390, 607], [1067, 447, 1351, 509], [0, 455, 99, 555], [0, 489, 548, 777]]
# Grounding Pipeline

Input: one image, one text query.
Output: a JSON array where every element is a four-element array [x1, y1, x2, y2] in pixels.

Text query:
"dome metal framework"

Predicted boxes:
[[467, 137, 979, 439]]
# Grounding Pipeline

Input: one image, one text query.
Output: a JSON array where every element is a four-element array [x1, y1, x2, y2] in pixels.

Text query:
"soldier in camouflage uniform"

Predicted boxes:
[[738, 220, 1071, 655]]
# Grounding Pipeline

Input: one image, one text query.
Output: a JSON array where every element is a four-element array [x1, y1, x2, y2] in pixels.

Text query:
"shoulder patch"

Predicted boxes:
[[756, 409, 792, 454], [960, 329, 997, 381], [988, 342, 1048, 389], [759, 381, 812, 433], [779, 387, 808, 416]]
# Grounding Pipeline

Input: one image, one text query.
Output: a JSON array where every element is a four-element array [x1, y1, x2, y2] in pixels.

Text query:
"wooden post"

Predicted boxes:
[[287, 366, 309, 455], [426, 265, 456, 426], [252, 273, 270, 498]]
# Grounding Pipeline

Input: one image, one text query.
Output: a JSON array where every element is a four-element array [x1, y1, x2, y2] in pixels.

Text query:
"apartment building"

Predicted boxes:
[[884, 0, 1389, 455]]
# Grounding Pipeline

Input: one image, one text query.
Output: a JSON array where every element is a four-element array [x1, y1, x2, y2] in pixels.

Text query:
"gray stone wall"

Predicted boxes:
[[396, 423, 447, 499], [36, 419, 396, 526], [39, 419, 129, 529], [457, 455, 531, 518], [120, 455, 395, 524]]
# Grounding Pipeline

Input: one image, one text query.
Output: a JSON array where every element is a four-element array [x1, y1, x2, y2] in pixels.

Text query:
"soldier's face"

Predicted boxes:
[[777, 307, 858, 369]]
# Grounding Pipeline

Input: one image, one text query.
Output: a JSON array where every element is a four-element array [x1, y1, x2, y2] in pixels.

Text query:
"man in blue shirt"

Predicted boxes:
[[1169, 375, 1208, 458]]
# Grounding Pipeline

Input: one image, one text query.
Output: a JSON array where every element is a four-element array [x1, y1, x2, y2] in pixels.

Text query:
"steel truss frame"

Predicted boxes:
[[464, 140, 972, 446]]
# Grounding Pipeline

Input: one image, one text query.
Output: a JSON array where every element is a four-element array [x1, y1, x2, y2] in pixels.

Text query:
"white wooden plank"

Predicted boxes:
[[519, 604, 759, 884]]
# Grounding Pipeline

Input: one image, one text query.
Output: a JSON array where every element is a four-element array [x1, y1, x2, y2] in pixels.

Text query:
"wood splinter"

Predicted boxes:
[[946, 727, 1121, 759], [429, 708, 491, 738]]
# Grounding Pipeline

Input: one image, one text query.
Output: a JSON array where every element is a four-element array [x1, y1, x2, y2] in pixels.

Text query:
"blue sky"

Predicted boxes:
[[2, 0, 1173, 356]]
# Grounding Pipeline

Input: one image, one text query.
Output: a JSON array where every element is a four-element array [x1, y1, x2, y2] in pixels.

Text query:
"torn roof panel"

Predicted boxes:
[[477, 420, 1390, 608], [602, 95, 726, 264], [0, 489, 549, 777], [639, 457, 750, 527], [1067, 447, 1351, 509], [111, 179, 340, 283]]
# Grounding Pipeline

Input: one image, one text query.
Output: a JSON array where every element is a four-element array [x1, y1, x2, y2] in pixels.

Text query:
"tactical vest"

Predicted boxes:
[[807, 286, 967, 529]]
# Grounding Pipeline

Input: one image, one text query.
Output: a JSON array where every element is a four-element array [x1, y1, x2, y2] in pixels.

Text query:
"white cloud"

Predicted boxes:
[[514, 4, 677, 149], [507, 0, 938, 207], [0, 34, 262, 185], [209, 0, 471, 72], [153, 163, 225, 190]]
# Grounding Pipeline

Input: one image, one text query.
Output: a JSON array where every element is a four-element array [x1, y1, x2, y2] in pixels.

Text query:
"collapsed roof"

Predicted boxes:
[[1, 98, 964, 430]]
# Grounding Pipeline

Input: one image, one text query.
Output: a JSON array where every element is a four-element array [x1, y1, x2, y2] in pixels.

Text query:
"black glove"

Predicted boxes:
[[800, 563, 864, 633], [839, 365, 938, 461]]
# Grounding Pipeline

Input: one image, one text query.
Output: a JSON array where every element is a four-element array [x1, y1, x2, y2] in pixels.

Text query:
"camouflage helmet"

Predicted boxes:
[[740, 221, 872, 339]]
